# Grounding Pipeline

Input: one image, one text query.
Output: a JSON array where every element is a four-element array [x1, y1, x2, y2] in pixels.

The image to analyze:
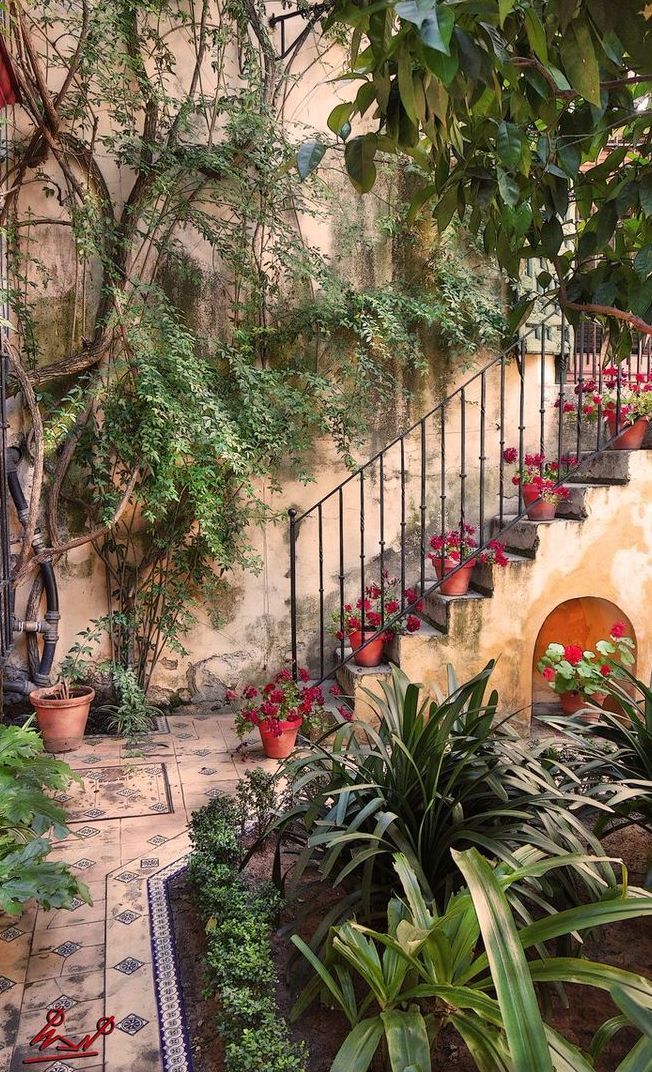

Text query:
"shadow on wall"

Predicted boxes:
[[532, 596, 637, 708]]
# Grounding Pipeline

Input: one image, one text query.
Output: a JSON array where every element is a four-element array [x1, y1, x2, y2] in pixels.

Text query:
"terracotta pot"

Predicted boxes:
[[559, 690, 588, 715], [258, 718, 302, 759], [29, 685, 95, 753], [521, 483, 556, 521], [605, 416, 649, 450], [432, 558, 474, 596], [348, 628, 386, 667]]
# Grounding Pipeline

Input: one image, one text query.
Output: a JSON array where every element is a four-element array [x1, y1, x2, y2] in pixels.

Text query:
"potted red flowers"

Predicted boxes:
[[330, 575, 422, 667], [503, 448, 571, 520], [230, 669, 327, 759], [561, 371, 652, 449], [536, 622, 635, 720], [428, 527, 508, 596]]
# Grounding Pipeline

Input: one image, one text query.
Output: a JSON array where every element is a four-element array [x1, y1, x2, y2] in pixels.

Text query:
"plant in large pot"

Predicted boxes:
[[330, 574, 422, 667], [29, 624, 101, 753], [230, 668, 328, 759], [536, 621, 635, 719], [503, 447, 572, 520], [564, 370, 652, 449], [428, 527, 508, 596]]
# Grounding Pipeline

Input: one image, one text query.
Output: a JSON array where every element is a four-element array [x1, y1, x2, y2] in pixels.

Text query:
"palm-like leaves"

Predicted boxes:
[[292, 851, 652, 1072], [271, 664, 617, 920]]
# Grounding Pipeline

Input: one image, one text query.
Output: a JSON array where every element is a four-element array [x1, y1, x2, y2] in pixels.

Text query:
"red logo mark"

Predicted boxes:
[[23, 1007, 115, 1063]]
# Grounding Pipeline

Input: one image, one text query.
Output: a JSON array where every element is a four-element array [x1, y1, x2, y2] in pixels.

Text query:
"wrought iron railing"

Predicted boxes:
[[288, 307, 652, 682]]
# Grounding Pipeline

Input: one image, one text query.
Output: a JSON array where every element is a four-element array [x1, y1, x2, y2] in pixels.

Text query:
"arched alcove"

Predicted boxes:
[[532, 597, 637, 712]]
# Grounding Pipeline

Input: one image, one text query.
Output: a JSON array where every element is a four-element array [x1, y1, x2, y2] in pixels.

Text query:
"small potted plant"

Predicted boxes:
[[330, 575, 422, 667], [29, 624, 100, 753], [536, 622, 635, 719], [562, 371, 652, 450], [428, 527, 508, 596], [503, 448, 571, 521], [229, 668, 328, 759]]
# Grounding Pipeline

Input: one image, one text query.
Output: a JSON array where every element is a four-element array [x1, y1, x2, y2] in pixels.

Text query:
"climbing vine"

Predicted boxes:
[[3, 0, 504, 689]]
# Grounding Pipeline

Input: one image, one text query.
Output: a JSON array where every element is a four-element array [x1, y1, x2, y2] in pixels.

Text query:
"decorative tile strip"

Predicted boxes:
[[148, 857, 194, 1072]]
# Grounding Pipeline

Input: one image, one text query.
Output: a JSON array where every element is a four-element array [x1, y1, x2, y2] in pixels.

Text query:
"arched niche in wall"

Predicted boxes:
[[532, 597, 636, 712]]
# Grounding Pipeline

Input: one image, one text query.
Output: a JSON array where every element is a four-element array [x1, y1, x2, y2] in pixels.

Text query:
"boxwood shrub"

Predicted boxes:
[[188, 796, 307, 1072]]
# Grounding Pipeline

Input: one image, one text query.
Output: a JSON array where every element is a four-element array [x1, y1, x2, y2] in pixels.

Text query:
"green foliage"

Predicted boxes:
[[271, 664, 616, 918], [98, 665, 161, 739], [11, 0, 506, 689], [188, 796, 307, 1072], [292, 850, 652, 1072], [0, 723, 91, 916], [235, 769, 277, 840], [313, 0, 652, 351]]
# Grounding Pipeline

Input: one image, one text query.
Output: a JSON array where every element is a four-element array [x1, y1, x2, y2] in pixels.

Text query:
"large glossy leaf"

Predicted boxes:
[[296, 140, 325, 180], [454, 848, 553, 1072], [344, 134, 378, 193], [559, 20, 601, 106], [331, 1017, 384, 1072], [381, 1007, 431, 1072]]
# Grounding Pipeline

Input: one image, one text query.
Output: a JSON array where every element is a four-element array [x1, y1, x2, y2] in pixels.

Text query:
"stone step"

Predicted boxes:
[[335, 660, 394, 723], [567, 450, 632, 485], [423, 588, 486, 637], [489, 513, 582, 557], [555, 482, 593, 521]]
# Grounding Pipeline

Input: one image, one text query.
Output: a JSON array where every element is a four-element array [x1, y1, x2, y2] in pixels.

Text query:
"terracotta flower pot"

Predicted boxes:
[[605, 416, 649, 450], [29, 685, 95, 753], [348, 628, 385, 667], [559, 690, 588, 715], [258, 717, 302, 759], [521, 483, 556, 521], [432, 558, 474, 596]]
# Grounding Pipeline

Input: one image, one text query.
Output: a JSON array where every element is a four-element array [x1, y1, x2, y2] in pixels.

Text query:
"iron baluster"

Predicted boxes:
[[499, 353, 506, 527], [400, 437, 406, 611], [518, 339, 526, 515], [557, 312, 566, 468], [459, 389, 466, 549], [576, 319, 585, 460], [420, 419, 426, 596], [479, 373, 486, 544], [539, 321, 546, 466], [359, 471, 365, 634], [318, 503, 324, 680], [288, 509, 298, 681], [338, 488, 345, 666], [439, 406, 447, 581], [379, 455, 385, 625]]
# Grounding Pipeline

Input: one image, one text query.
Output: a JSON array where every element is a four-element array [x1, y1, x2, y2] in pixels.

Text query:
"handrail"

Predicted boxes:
[[288, 302, 652, 683]]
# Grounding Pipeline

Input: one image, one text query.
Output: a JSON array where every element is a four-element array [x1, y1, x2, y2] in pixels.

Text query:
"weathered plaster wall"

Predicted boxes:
[[390, 449, 652, 729]]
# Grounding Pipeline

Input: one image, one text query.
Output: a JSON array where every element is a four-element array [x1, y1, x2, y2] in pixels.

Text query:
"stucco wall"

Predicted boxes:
[[390, 449, 652, 730]]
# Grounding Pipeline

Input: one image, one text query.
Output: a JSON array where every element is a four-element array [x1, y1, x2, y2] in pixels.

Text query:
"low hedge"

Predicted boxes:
[[187, 796, 308, 1072]]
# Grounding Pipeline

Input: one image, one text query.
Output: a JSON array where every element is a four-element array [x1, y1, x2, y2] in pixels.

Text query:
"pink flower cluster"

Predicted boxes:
[[428, 526, 508, 568], [559, 371, 652, 425], [503, 447, 571, 505], [331, 573, 423, 640], [230, 667, 324, 737]]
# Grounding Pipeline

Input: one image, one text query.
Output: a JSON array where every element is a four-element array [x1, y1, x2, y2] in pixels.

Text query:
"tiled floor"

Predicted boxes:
[[0, 708, 269, 1072]]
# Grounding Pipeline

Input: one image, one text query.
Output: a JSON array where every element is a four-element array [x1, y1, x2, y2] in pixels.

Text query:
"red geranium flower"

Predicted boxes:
[[611, 621, 626, 638], [543, 667, 555, 682], [406, 615, 421, 633], [600, 665, 611, 677], [242, 684, 258, 699], [564, 644, 584, 666]]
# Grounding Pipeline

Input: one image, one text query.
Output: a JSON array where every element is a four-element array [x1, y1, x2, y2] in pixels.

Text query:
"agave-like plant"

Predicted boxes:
[[292, 850, 652, 1072], [270, 663, 617, 923]]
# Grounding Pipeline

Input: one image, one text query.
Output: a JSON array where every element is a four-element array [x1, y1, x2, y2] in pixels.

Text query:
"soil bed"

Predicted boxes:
[[171, 826, 652, 1072]]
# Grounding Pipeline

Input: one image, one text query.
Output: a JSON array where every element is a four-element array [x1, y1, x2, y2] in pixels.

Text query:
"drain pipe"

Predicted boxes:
[[7, 447, 60, 688]]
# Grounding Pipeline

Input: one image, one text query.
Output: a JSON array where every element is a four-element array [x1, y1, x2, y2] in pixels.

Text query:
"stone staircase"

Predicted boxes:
[[334, 444, 652, 732]]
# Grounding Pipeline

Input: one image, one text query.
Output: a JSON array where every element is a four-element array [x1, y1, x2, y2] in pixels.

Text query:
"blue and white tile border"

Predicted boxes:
[[148, 856, 194, 1072]]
